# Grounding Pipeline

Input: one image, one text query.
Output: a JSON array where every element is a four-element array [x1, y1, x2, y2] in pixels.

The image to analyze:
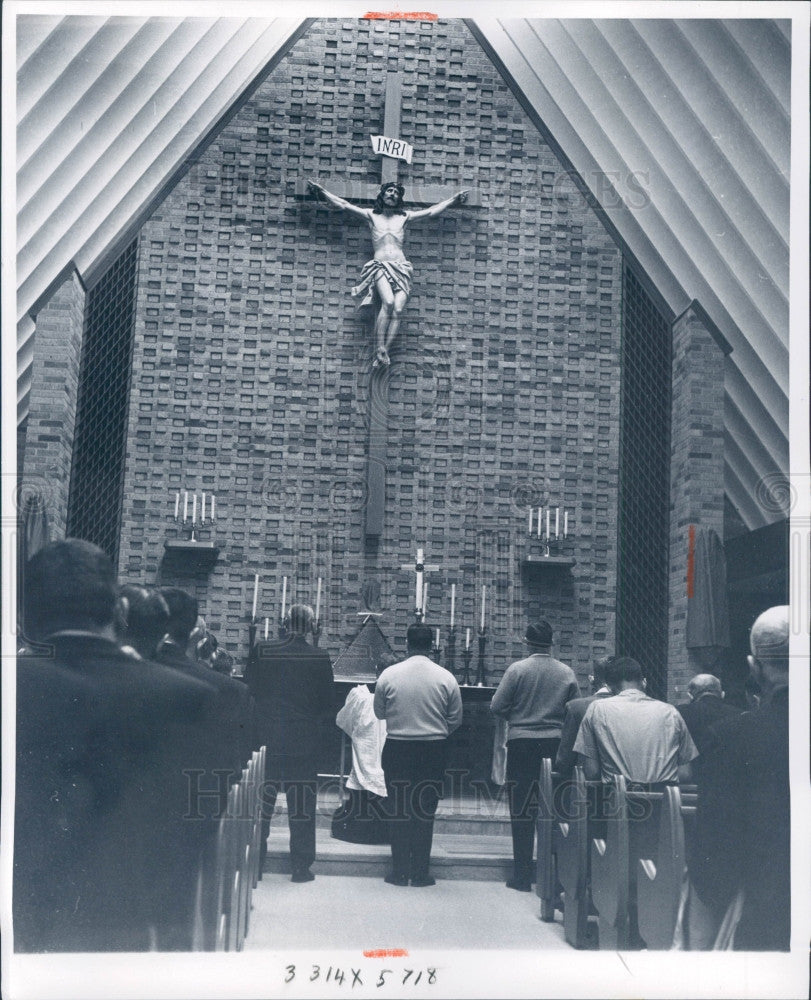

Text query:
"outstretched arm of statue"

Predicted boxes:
[[307, 180, 369, 220], [407, 188, 470, 222]]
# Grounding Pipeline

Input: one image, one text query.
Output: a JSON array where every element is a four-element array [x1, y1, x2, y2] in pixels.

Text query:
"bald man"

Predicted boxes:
[[676, 673, 741, 770], [688, 605, 791, 950]]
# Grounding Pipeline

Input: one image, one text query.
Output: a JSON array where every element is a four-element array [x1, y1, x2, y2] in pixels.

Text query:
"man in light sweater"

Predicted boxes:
[[373, 623, 463, 887], [491, 620, 580, 891]]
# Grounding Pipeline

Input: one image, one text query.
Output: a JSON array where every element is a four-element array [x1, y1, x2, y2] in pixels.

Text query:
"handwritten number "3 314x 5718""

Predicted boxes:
[[283, 966, 437, 987]]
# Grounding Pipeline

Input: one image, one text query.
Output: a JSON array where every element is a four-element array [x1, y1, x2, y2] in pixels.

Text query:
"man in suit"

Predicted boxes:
[[158, 586, 255, 785], [676, 673, 741, 782], [245, 603, 334, 882], [117, 583, 171, 660], [554, 654, 616, 775], [14, 540, 220, 952], [491, 621, 580, 891], [373, 623, 463, 887], [688, 606, 790, 951]]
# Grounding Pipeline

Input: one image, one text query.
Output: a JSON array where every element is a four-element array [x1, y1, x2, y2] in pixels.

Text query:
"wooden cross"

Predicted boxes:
[[298, 73, 480, 544], [399, 546, 440, 621]]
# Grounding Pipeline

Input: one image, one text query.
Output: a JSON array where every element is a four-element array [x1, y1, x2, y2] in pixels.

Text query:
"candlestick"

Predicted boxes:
[[537, 507, 541, 539], [251, 574, 259, 620], [174, 492, 179, 519], [445, 625, 457, 676], [475, 627, 488, 686], [555, 506, 559, 540], [183, 491, 189, 523], [564, 509, 568, 537], [528, 507, 532, 534], [416, 547, 424, 613], [264, 617, 269, 639], [466, 627, 471, 650], [192, 493, 197, 525], [480, 585, 486, 630], [546, 508, 550, 539], [281, 576, 288, 622], [211, 494, 216, 521], [315, 577, 322, 622], [201, 492, 206, 523], [450, 584, 456, 627], [423, 580, 429, 617]]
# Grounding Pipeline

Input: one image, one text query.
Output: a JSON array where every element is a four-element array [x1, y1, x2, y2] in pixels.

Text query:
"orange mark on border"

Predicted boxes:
[[686, 524, 695, 599], [363, 948, 409, 958], [363, 11, 438, 20]]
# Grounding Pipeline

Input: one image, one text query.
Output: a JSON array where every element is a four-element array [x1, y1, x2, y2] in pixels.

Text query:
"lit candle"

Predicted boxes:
[[264, 617, 269, 639], [174, 492, 179, 519], [537, 507, 542, 538], [281, 576, 287, 622], [315, 577, 322, 621], [450, 584, 456, 627], [564, 510, 568, 537], [201, 492, 206, 523], [192, 492, 197, 525], [480, 585, 486, 630], [528, 507, 532, 534], [466, 627, 471, 650], [210, 495, 216, 521], [422, 580, 429, 617], [183, 491, 189, 523], [555, 507, 560, 540], [251, 574, 259, 620], [546, 508, 550, 539]]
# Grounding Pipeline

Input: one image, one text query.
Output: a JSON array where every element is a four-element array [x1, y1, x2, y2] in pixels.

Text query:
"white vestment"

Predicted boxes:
[[336, 684, 388, 797]]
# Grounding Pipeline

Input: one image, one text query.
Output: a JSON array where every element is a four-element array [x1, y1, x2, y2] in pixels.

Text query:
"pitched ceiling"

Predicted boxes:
[[14, 14, 792, 529]]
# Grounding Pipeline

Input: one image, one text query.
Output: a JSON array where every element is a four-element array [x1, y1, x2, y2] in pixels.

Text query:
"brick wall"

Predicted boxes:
[[117, 17, 623, 683], [666, 304, 728, 702], [22, 269, 86, 540]]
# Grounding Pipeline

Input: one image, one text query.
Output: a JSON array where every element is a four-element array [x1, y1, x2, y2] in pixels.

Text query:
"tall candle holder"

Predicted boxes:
[[247, 619, 257, 673], [445, 624, 457, 675], [312, 617, 322, 647], [460, 642, 473, 686], [475, 626, 488, 686]]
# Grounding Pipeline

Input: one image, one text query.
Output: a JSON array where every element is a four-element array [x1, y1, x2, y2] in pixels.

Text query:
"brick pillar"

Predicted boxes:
[[666, 302, 731, 702], [22, 269, 86, 538]]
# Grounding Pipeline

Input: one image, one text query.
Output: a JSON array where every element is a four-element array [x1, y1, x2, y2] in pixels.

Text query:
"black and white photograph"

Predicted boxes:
[[2, 1, 809, 998]]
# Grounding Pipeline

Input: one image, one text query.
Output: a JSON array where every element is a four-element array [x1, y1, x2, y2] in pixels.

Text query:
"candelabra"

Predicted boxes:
[[460, 643, 473, 686], [444, 625, 457, 675], [474, 626, 488, 686], [174, 490, 216, 541]]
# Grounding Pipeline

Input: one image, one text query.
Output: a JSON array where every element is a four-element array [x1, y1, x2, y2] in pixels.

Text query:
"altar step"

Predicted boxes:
[[265, 788, 515, 881], [272, 785, 513, 837], [263, 827, 514, 882]]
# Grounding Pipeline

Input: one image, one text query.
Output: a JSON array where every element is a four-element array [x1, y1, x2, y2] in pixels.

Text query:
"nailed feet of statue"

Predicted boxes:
[[372, 348, 391, 369]]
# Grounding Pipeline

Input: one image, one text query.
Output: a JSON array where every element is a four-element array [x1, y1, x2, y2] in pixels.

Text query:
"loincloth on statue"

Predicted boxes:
[[350, 259, 414, 308]]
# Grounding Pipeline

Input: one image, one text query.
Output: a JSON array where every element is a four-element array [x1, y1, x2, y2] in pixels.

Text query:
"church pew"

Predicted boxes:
[[589, 773, 632, 949], [590, 778, 698, 950], [555, 767, 598, 948], [536, 758, 558, 921]]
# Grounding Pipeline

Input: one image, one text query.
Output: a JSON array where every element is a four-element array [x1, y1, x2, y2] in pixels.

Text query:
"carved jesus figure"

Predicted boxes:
[[307, 180, 469, 367]]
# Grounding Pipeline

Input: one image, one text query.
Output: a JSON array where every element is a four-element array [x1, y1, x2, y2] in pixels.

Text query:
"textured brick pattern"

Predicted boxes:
[[22, 269, 86, 540], [666, 306, 727, 702], [117, 18, 623, 683]]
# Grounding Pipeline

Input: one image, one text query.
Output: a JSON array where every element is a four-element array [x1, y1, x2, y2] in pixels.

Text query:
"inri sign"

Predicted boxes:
[[370, 135, 414, 164]]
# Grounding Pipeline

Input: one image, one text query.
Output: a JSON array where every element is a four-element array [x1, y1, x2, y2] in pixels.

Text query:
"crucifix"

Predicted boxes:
[[400, 546, 440, 622], [301, 72, 480, 543]]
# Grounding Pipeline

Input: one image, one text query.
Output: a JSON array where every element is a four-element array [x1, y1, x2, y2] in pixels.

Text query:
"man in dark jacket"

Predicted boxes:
[[244, 603, 334, 882], [688, 606, 790, 951], [676, 673, 741, 782], [554, 655, 616, 775], [15, 540, 219, 952], [158, 586, 255, 785]]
